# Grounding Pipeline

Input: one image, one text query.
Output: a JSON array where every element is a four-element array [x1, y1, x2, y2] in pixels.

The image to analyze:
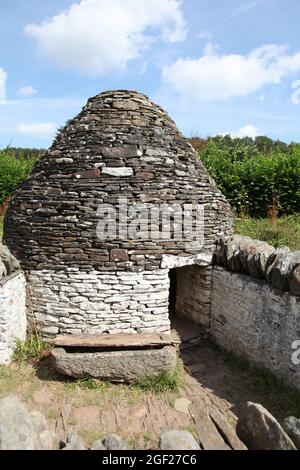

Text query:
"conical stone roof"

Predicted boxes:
[[4, 90, 232, 272]]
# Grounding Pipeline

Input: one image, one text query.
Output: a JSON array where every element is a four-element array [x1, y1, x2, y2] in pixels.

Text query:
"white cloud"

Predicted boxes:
[[25, 0, 186, 76], [197, 31, 212, 40], [219, 124, 259, 138], [15, 122, 56, 138], [18, 86, 38, 97], [0, 68, 7, 104], [163, 43, 300, 101]]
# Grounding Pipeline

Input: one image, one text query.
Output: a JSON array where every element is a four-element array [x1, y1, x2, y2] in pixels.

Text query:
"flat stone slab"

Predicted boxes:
[[189, 400, 230, 450], [51, 345, 178, 383], [51, 332, 180, 348]]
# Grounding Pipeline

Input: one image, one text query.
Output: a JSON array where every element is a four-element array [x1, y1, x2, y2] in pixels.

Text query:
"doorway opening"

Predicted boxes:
[[168, 264, 212, 345]]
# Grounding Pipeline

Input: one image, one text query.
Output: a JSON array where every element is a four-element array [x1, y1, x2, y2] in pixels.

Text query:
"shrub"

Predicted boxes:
[[199, 136, 300, 217], [0, 148, 38, 206]]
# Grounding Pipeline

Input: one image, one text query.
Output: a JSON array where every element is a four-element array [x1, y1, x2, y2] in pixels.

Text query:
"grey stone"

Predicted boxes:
[[63, 432, 86, 450], [103, 434, 128, 450], [174, 398, 191, 415], [238, 239, 275, 279], [282, 417, 300, 449], [189, 400, 230, 450], [209, 409, 247, 450], [287, 252, 300, 295], [0, 395, 55, 450], [159, 430, 200, 450], [0, 244, 20, 278], [51, 345, 178, 382], [236, 402, 296, 450], [265, 247, 291, 290]]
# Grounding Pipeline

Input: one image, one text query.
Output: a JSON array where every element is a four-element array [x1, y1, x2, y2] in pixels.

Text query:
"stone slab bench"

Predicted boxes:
[[50, 333, 180, 383], [50, 332, 181, 349]]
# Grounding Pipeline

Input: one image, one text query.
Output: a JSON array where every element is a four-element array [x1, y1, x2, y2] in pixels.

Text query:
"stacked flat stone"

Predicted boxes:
[[4, 90, 232, 337], [0, 245, 26, 364]]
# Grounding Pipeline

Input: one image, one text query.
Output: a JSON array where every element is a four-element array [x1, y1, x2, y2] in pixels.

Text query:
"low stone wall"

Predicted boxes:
[[211, 266, 300, 390], [0, 272, 27, 364], [26, 268, 171, 337]]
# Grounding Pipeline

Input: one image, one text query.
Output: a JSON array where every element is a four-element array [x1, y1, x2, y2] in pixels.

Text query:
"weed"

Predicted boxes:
[[135, 359, 182, 394], [13, 333, 51, 364], [143, 432, 155, 443], [71, 377, 109, 393], [183, 425, 198, 437], [48, 409, 60, 420]]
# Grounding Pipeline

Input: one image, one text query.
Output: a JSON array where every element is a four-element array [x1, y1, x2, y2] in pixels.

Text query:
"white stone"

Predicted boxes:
[[102, 167, 133, 177], [0, 273, 27, 364], [161, 253, 212, 269]]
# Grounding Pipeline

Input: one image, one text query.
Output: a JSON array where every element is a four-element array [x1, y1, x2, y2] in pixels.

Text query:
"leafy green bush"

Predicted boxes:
[[0, 149, 38, 206], [200, 136, 300, 217]]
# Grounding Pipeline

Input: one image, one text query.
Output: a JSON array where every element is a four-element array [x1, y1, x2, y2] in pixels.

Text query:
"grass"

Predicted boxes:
[[13, 333, 52, 364], [224, 351, 300, 418], [69, 377, 109, 394], [234, 214, 300, 250], [135, 359, 182, 394]]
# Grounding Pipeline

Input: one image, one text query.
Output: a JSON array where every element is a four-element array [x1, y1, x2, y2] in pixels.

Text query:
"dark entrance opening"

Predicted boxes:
[[168, 265, 206, 347], [168, 268, 177, 318]]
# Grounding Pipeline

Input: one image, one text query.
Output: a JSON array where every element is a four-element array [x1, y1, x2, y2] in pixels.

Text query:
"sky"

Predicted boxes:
[[0, 0, 300, 148]]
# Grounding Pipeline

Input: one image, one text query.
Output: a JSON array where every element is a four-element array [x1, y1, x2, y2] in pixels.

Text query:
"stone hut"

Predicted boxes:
[[4, 90, 232, 338]]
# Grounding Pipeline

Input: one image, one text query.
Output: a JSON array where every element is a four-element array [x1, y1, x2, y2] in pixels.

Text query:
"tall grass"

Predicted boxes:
[[235, 215, 300, 250]]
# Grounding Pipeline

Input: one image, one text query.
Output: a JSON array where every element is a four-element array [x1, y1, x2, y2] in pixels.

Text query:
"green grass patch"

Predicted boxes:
[[70, 377, 109, 393], [135, 359, 182, 394], [224, 351, 300, 418], [13, 333, 52, 364], [234, 214, 300, 250]]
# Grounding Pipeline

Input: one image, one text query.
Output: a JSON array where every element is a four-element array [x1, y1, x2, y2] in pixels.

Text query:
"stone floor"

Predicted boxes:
[[0, 325, 294, 449]]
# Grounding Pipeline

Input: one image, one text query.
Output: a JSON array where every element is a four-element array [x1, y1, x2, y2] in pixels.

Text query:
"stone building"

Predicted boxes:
[[4, 90, 232, 337]]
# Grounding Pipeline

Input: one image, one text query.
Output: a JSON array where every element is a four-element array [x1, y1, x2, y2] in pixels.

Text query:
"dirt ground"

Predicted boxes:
[[0, 341, 298, 449]]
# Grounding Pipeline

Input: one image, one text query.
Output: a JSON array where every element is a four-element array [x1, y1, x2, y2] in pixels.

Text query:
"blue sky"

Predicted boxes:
[[0, 0, 300, 148]]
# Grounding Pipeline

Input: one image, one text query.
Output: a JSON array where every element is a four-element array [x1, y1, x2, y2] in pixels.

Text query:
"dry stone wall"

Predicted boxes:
[[27, 268, 170, 337], [176, 265, 212, 328], [211, 267, 300, 390], [0, 246, 26, 364]]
